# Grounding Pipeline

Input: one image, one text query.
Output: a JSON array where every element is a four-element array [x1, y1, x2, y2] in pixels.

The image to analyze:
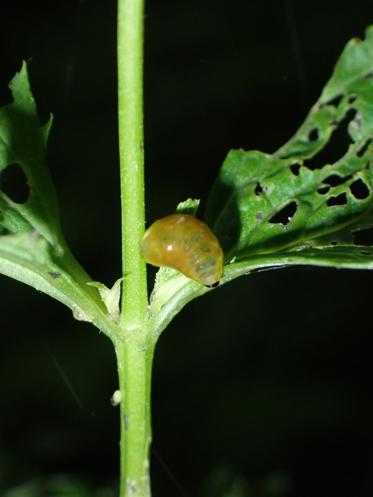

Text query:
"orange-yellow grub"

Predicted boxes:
[[140, 214, 224, 286]]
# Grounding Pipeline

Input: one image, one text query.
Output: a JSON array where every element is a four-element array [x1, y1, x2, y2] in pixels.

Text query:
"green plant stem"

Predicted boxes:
[[117, 0, 147, 324], [115, 339, 154, 497], [117, 0, 150, 495]]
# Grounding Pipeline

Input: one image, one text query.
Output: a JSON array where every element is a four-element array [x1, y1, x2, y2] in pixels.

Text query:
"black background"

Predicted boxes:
[[0, 1, 373, 496]]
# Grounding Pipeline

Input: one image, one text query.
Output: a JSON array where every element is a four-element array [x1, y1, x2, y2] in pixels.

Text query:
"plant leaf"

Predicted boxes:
[[148, 26, 373, 340], [87, 278, 123, 322], [0, 231, 89, 316], [0, 231, 120, 340], [0, 63, 120, 341], [205, 25, 373, 269], [176, 197, 200, 216], [149, 242, 373, 343], [0, 62, 62, 247]]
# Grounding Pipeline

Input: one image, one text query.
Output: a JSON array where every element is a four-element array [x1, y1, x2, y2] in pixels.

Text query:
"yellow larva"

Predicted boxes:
[[140, 214, 223, 287]]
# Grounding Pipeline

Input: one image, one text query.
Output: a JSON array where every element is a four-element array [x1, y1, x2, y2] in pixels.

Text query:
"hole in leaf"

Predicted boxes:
[[323, 174, 350, 187], [269, 201, 297, 225], [331, 241, 338, 245], [304, 109, 356, 170], [354, 228, 373, 246], [308, 128, 319, 141], [356, 138, 372, 157], [318, 186, 330, 195], [350, 178, 370, 200], [324, 94, 343, 107], [255, 183, 263, 195], [0, 164, 30, 204], [327, 193, 347, 206], [290, 163, 301, 176], [348, 95, 357, 104]]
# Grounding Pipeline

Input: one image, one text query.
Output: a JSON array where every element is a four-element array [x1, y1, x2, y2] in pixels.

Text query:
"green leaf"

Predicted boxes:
[[0, 63, 120, 341], [0, 232, 87, 314], [205, 25, 373, 269], [148, 26, 373, 340], [87, 278, 123, 322], [0, 62, 62, 247], [0, 231, 120, 341], [176, 197, 200, 216]]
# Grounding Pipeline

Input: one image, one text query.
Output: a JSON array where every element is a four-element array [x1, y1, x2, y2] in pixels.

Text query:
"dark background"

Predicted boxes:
[[0, 1, 373, 496]]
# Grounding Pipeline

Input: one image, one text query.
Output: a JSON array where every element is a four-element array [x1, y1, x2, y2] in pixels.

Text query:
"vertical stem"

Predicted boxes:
[[116, 340, 154, 497], [117, 0, 150, 496], [117, 0, 147, 324]]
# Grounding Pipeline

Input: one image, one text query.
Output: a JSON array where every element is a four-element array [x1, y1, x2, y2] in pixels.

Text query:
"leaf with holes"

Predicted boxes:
[[0, 63, 116, 334], [0, 62, 71, 306], [205, 25, 373, 270], [0, 62, 63, 247], [148, 27, 373, 340]]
